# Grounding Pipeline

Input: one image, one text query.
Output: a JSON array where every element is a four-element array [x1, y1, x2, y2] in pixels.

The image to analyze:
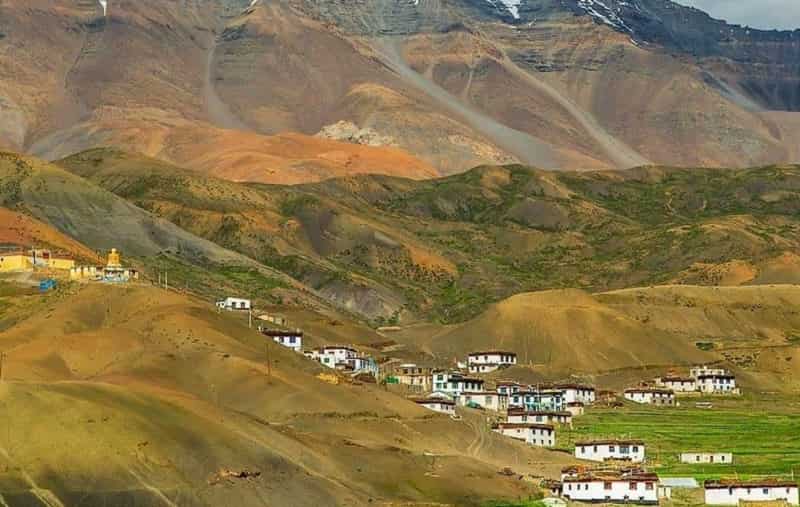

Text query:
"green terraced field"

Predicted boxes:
[[558, 395, 800, 480]]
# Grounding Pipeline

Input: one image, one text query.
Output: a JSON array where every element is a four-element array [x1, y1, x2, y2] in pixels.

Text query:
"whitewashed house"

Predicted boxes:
[[496, 381, 523, 396], [680, 452, 733, 464], [506, 408, 572, 426], [655, 375, 697, 392], [690, 365, 727, 378], [458, 391, 508, 412], [432, 371, 485, 397], [414, 398, 456, 415], [563, 470, 659, 504], [510, 389, 565, 411], [306, 346, 357, 368], [261, 328, 303, 352], [492, 422, 555, 447], [696, 372, 739, 394], [704, 480, 799, 505], [216, 297, 251, 311], [575, 440, 646, 463], [624, 387, 676, 406], [553, 384, 596, 404], [467, 351, 517, 373]]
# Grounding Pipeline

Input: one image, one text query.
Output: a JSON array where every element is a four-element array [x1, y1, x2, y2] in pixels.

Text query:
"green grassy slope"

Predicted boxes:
[[560, 395, 800, 480]]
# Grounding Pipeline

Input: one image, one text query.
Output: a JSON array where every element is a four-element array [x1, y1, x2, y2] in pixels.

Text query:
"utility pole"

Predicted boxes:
[[0, 352, 4, 382], [266, 342, 272, 384], [248, 309, 252, 329], [164, 271, 168, 290]]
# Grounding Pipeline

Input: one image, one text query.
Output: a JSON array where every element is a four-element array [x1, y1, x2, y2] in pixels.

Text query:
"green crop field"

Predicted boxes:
[[557, 395, 800, 481]]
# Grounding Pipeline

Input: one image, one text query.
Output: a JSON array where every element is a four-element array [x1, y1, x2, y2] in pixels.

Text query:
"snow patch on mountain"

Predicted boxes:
[[577, 0, 633, 32]]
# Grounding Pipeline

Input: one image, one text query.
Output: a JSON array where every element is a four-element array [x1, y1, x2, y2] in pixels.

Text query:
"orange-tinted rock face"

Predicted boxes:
[[1, 0, 798, 179]]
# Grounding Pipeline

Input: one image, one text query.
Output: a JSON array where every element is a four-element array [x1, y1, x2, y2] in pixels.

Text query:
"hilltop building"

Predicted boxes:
[[260, 328, 303, 352], [467, 351, 517, 373], [575, 440, 646, 463], [624, 387, 676, 406], [492, 422, 555, 447], [704, 480, 799, 505]]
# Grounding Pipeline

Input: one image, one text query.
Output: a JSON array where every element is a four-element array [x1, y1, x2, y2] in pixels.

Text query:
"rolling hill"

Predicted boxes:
[[0, 282, 569, 506], [58, 148, 800, 324]]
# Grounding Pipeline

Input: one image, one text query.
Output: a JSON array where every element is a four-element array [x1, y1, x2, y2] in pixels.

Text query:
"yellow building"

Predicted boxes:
[[48, 257, 76, 270], [0, 252, 32, 272]]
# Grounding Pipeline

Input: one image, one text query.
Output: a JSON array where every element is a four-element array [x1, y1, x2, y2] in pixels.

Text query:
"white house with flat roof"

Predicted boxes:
[[492, 423, 555, 447], [655, 376, 697, 392], [414, 398, 456, 415], [575, 440, 646, 463], [510, 389, 565, 411], [216, 297, 251, 311], [467, 351, 517, 373], [260, 328, 303, 352], [696, 373, 739, 394], [704, 480, 799, 505], [552, 384, 596, 404], [506, 408, 572, 427], [690, 365, 727, 378], [624, 387, 676, 406], [496, 381, 523, 396], [680, 452, 732, 464], [432, 371, 484, 397], [562, 470, 659, 504]]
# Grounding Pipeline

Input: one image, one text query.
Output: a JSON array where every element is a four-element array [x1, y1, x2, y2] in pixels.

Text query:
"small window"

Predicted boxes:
[[630, 482, 637, 490], [763, 489, 769, 495], [646, 483, 654, 491], [610, 445, 616, 452], [604, 482, 612, 491]]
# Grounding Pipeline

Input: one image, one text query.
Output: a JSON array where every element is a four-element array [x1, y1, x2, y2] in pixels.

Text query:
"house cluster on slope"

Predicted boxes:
[[624, 365, 740, 406]]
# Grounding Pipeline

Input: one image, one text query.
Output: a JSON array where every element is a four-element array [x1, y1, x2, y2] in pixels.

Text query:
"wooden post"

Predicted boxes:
[[266, 341, 272, 384], [0, 352, 4, 382]]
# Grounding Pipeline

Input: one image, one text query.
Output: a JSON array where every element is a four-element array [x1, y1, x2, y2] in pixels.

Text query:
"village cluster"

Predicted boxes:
[[219, 298, 796, 506]]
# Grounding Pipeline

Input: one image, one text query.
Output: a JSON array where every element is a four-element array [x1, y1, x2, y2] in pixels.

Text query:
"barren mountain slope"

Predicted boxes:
[[2, 0, 798, 181]]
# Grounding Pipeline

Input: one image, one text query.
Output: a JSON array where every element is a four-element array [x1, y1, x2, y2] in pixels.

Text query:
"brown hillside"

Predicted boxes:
[[402, 285, 800, 392], [0, 283, 570, 505], [0, 208, 101, 263]]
